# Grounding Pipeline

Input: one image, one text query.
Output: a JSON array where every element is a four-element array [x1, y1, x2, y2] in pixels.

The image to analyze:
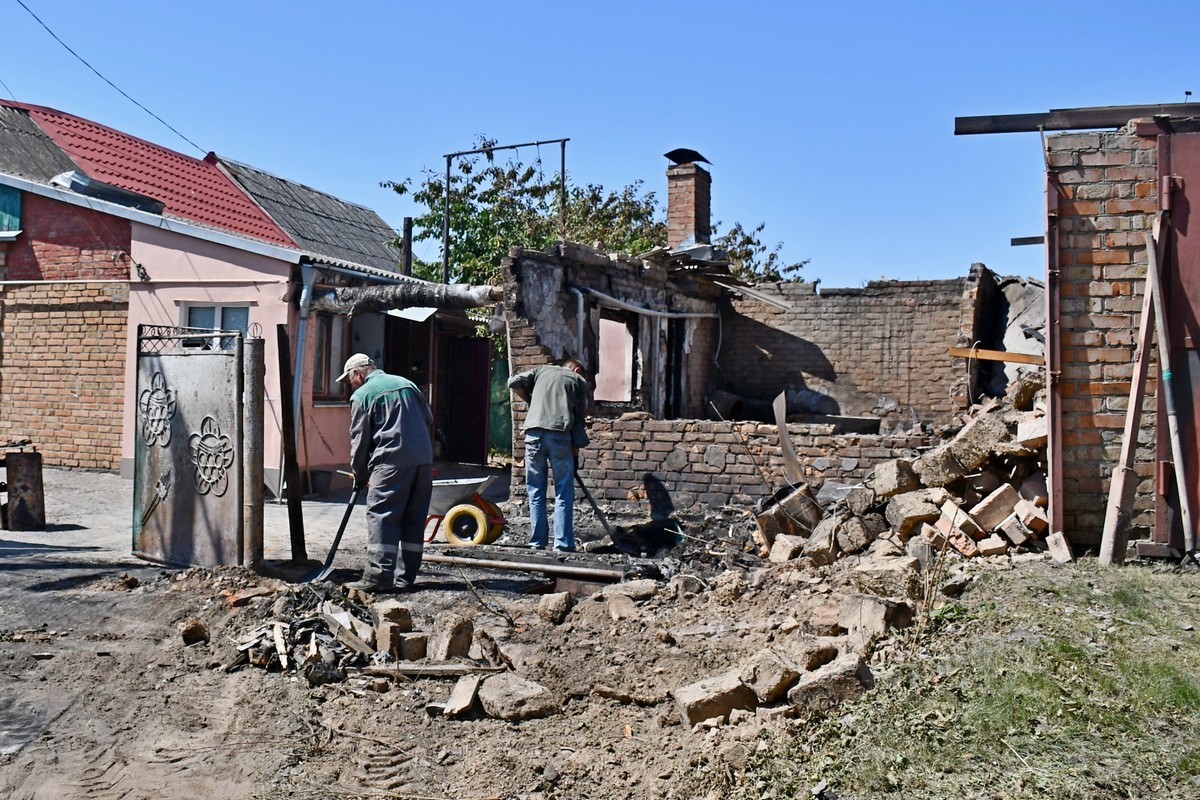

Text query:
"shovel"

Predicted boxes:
[[307, 484, 361, 582], [574, 457, 615, 538]]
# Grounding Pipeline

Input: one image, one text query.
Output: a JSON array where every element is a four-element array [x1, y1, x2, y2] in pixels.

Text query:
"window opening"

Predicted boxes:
[[594, 313, 637, 404]]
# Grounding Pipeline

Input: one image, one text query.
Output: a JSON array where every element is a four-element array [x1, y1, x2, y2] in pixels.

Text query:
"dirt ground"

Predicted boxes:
[[0, 466, 1050, 800]]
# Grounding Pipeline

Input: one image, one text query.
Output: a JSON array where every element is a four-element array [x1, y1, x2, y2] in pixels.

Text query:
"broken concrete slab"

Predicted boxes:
[[786, 652, 874, 712], [371, 599, 413, 632], [600, 578, 659, 601], [605, 592, 641, 622], [851, 555, 921, 600], [738, 648, 800, 703], [769, 534, 807, 562], [885, 491, 943, 540], [444, 674, 483, 719], [844, 485, 879, 517], [429, 615, 474, 661], [1016, 414, 1048, 449], [478, 673, 558, 721], [672, 670, 758, 727], [835, 516, 874, 555], [839, 594, 913, 645], [537, 592, 574, 624], [912, 446, 967, 488], [801, 515, 841, 565], [977, 534, 1009, 556], [868, 460, 920, 498], [947, 410, 1011, 472], [1046, 531, 1074, 564]]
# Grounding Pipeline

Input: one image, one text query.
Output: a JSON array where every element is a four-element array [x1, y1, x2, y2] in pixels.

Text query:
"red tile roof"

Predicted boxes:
[[1, 100, 296, 247]]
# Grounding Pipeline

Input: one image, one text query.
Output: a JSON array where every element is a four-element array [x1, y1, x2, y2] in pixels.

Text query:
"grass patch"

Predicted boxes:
[[691, 559, 1200, 800]]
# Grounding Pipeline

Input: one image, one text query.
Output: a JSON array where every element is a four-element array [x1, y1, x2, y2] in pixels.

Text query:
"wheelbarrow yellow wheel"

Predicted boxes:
[[444, 503, 490, 546], [470, 496, 505, 544]]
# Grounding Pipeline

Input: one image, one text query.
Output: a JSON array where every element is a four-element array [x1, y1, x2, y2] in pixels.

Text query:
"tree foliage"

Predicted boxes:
[[383, 136, 804, 285]]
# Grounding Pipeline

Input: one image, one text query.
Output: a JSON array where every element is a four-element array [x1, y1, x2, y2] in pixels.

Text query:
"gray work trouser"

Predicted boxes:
[[362, 463, 433, 586]]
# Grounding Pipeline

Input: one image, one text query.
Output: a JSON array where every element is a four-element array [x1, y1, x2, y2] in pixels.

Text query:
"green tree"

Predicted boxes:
[[383, 136, 804, 285]]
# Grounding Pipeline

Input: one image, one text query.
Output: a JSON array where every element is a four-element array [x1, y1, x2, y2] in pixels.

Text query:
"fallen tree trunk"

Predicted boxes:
[[309, 282, 502, 316]]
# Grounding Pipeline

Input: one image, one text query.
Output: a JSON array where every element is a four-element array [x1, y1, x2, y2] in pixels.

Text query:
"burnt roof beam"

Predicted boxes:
[[955, 103, 1200, 135]]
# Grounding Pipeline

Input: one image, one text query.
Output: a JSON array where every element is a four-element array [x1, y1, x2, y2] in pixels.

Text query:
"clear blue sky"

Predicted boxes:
[[3, 1, 1197, 287]]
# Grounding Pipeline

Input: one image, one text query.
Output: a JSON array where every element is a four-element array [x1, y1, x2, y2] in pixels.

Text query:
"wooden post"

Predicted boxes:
[[1098, 235, 1157, 565]]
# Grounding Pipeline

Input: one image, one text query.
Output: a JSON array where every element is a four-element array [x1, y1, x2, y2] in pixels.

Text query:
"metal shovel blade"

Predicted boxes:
[[307, 485, 361, 582]]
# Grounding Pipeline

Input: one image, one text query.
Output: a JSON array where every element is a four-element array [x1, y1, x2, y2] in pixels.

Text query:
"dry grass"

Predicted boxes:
[[697, 557, 1200, 799]]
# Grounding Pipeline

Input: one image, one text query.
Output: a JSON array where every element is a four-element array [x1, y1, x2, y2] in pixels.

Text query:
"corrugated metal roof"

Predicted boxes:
[[0, 105, 77, 183], [0, 99, 295, 247], [218, 158, 400, 272]]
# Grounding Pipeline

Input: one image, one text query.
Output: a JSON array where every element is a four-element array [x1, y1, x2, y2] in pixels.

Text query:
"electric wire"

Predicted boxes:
[[13, 0, 204, 155]]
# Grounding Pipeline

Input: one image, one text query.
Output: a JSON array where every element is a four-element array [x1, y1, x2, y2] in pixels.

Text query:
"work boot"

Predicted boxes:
[[345, 578, 393, 593]]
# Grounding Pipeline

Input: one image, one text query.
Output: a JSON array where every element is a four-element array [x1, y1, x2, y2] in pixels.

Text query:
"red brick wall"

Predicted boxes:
[[1046, 128, 1158, 542], [718, 276, 978, 429], [503, 245, 938, 520], [5, 194, 131, 280], [0, 193, 130, 470]]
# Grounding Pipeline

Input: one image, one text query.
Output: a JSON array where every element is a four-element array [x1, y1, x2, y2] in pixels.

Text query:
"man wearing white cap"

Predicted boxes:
[[338, 353, 434, 592]]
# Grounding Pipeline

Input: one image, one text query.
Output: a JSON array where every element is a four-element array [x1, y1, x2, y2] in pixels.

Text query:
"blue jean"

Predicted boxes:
[[524, 428, 576, 549]]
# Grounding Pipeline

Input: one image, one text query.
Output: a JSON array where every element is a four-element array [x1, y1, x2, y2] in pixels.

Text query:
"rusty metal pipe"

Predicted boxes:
[[422, 552, 622, 582]]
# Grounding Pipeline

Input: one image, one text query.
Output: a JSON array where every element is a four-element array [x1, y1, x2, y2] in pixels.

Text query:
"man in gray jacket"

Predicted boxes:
[[339, 353, 434, 592], [508, 359, 589, 551]]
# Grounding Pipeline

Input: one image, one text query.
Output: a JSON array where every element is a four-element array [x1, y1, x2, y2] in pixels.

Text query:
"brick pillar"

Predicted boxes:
[[667, 162, 711, 249]]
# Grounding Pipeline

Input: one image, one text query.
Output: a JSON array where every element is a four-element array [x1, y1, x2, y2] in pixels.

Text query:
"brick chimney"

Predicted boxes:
[[667, 161, 711, 249]]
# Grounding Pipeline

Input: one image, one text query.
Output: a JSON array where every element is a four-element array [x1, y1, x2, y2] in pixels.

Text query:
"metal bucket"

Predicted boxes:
[[2, 450, 45, 531]]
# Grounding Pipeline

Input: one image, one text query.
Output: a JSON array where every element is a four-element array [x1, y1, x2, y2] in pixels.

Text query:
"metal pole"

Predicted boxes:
[[242, 337, 265, 566], [442, 155, 451, 284], [560, 140, 567, 238], [402, 216, 413, 276]]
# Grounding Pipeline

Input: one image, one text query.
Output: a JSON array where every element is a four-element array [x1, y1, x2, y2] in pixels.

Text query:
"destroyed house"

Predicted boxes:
[[502, 157, 1041, 526]]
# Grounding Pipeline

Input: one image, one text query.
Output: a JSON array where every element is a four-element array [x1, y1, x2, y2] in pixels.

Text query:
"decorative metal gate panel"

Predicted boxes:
[[134, 326, 244, 566]]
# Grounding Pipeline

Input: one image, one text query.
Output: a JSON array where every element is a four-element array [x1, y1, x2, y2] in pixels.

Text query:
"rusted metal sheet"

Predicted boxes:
[[1155, 133, 1200, 550], [133, 327, 244, 566]]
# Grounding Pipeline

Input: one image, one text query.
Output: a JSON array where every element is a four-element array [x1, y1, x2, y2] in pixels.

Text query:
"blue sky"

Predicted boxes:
[[3, 1, 1197, 287]]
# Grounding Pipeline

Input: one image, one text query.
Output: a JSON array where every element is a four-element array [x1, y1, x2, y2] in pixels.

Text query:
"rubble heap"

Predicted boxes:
[[755, 370, 1064, 566]]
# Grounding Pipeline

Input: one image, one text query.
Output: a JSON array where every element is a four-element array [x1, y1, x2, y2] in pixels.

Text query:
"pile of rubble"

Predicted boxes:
[[755, 371, 1066, 567]]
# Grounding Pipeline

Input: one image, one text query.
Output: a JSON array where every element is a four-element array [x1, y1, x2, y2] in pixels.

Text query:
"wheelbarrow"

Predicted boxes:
[[424, 475, 505, 546]]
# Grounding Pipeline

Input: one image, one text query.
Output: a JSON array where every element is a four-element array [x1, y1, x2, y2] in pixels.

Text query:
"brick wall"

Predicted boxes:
[[0, 282, 129, 469], [718, 275, 979, 429], [0, 193, 131, 470], [503, 244, 938, 521], [1046, 128, 1158, 542]]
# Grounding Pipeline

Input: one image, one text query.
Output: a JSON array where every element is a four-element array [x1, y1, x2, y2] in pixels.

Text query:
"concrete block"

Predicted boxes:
[[739, 648, 800, 703], [845, 485, 879, 516], [371, 599, 413, 631], [912, 446, 966, 488], [801, 514, 841, 565], [839, 594, 913, 643], [1016, 414, 1048, 449], [673, 669, 758, 727], [537, 592, 574, 624], [836, 516, 874, 555], [786, 652, 874, 712], [478, 673, 558, 721], [869, 459, 920, 498], [885, 491, 942, 540], [969, 484, 1021, 532], [429, 614, 474, 660], [977, 534, 1009, 556], [948, 411, 1011, 470], [769, 534, 807, 562], [398, 633, 428, 661], [851, 555, 922, 600]]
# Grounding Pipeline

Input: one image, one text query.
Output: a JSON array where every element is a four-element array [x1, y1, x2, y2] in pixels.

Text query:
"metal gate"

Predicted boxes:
[[133, 325, 256, 566]]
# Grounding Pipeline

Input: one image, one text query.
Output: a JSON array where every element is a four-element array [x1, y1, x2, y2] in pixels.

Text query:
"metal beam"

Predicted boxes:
[[955, 104, 1200, 135]]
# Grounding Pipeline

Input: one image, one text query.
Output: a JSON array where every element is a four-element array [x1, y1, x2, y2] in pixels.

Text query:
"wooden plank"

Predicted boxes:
[[1099, 233, 1158, 566], [947, 346, 1044, 365], [360, 664, 506, 679]]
